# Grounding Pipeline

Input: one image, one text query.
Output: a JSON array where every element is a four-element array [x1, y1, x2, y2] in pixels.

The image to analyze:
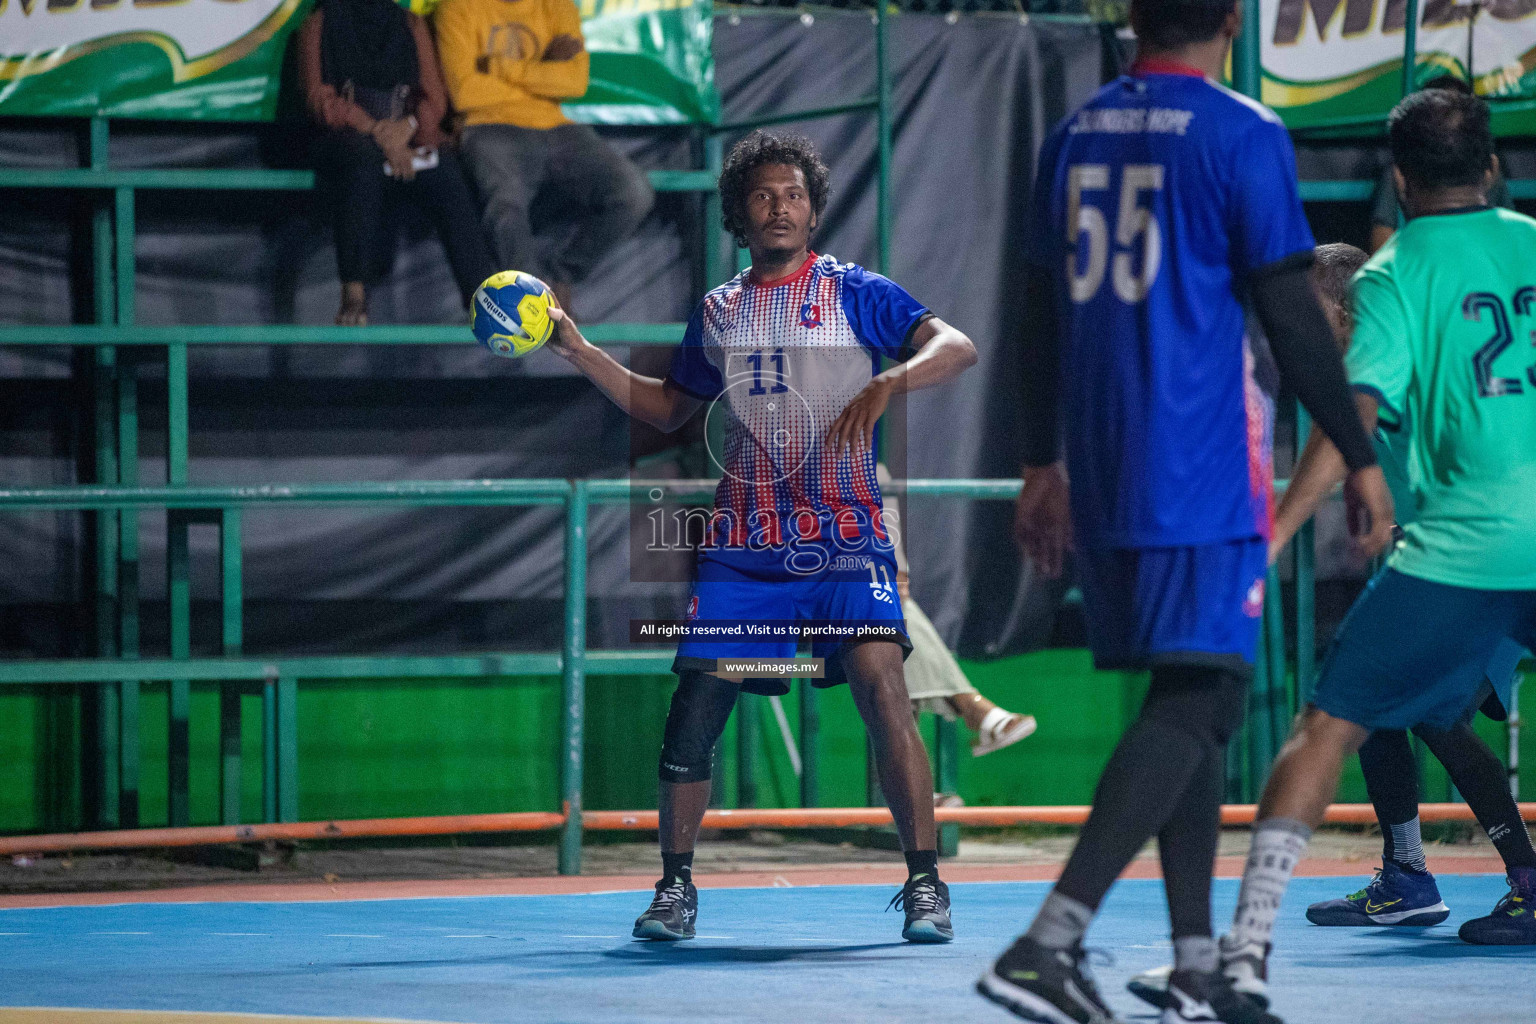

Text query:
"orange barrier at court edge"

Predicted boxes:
[[0, 812, 568, 856], [582, 802, 1528, 829], [1, 803, 1530, 856]]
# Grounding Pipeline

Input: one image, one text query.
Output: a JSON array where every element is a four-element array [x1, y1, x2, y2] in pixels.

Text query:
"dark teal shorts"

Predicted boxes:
[[1312, 567, 1534, 731]]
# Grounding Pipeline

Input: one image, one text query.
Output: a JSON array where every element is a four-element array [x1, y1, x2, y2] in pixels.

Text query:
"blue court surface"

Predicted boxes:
[[1, 875, 1527, 1024]]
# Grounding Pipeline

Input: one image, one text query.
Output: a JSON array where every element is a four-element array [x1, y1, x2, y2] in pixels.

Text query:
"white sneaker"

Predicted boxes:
[[1127, 948, 1270, 1013]]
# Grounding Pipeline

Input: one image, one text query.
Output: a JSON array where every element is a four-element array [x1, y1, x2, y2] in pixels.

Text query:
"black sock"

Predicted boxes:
[[661, 850, 693, 883], [1421, 721, 1536, 870], [904, 849, 939, 880], [1055, 667, 1244, 913], [1159, 745, 1224, 941]]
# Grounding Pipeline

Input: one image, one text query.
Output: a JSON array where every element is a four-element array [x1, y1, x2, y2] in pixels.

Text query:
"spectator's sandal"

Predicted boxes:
[[971, 708, 1037, 756]]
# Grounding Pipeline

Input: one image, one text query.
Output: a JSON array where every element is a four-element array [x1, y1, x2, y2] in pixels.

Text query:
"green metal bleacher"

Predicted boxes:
[[3, 0, 1530, 868], [0, 0, 905, 870]]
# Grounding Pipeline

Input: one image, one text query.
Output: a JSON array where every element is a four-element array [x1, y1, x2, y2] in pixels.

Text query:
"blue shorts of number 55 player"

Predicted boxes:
[[1077, 539, 1271, 677]]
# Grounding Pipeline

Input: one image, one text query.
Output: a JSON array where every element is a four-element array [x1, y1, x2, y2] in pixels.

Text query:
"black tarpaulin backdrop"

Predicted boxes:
[[0, 12, 1109, 659]]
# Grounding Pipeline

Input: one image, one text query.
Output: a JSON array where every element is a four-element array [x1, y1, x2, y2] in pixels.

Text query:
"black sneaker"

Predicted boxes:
[[1216, 935, 1271, 1009], [1127, 954, 1271, 1013], [1126, 964, 1176, 1011], [1457, 867, 1536, 945], [887, 872, 954, 942], [977, 936, 1123, 1024], [632, 875, 697, 940], [1162, 968, 1284, 1024]]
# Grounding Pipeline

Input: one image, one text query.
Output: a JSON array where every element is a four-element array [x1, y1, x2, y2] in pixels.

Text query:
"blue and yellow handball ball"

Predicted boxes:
[[472, 270, 556, 358]]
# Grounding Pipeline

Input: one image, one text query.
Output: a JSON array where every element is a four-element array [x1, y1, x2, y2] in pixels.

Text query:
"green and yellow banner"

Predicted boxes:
[[0, 0, 716, 123], [1260, 0, 1536, 134], [576, 0, 717, 125]]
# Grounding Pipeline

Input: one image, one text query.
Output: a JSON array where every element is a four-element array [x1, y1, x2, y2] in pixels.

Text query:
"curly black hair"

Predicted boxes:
[[718, 130, 831, 249]]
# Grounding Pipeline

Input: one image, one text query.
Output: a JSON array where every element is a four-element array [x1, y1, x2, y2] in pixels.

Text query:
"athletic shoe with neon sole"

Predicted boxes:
[[888, 873, 954, 943], [632, 875, 697, 940], [1304, 861, 1449, 927], [977, 937, 1123, 1024], [1160, 968, 1283, 1024], [1457, 867, 1536, 945]]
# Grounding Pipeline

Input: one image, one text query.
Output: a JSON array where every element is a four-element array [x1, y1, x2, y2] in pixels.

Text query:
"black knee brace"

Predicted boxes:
[[1142, 665, 1249, 747], [658, 670, 740, 784]]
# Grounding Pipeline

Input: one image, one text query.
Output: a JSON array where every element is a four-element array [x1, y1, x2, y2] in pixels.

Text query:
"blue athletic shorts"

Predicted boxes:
[[672, 549, 911, 696], [1313, 567, 1536, 731], [1078, 538, 1270, 677]]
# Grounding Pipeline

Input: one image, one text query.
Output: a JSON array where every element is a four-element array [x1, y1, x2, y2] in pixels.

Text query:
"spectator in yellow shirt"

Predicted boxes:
[[435, 0, 654, 308]]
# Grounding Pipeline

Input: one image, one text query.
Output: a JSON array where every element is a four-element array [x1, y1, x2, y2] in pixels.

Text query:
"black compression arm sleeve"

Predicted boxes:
[[1251, 261, 1378, 473], [1019, 268, 1062, 467]]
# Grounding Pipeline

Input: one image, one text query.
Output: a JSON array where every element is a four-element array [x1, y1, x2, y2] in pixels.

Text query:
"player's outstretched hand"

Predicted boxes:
[[1014, 461, 1072, 579], [826, 377, 893, 457], [546, 305, 585, 360], [1344, 464, 1394, 561]]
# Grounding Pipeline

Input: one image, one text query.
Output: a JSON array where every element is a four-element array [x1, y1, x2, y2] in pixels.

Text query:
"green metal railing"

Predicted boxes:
[[0, 8, 902, 855], [6, 5, 1524, 857], [0, 476, 1009, 871], [1299, 180, 1536, 203]]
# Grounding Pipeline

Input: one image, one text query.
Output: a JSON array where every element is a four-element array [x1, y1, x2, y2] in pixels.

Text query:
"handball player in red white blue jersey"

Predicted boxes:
[[975, 0, 1392, 1021], [545, 131, 979, 944]]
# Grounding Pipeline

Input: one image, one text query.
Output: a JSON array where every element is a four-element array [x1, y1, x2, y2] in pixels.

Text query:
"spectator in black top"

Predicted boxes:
[[1368, 73, 1512, 253], [298, 0, 495, 324]]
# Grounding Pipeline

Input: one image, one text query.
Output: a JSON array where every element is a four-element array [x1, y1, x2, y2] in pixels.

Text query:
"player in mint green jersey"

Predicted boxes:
[[1133, 238, 1534, 1013], [1215, 88, 1536, 1006], [1284, 244, 1534, 941]]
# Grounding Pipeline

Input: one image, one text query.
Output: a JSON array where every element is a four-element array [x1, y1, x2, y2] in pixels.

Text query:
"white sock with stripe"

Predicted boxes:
[[1388, 815, 1427, 872]]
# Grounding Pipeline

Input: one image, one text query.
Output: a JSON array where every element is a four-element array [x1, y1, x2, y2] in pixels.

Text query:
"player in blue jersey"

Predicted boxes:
[[975, 1, 1392, 1022], [545, 131, 979, 944]]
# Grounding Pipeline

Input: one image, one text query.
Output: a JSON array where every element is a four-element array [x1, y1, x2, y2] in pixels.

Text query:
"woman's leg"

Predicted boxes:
[[319, 131, 388, 325], [412, 148, 498, 305]]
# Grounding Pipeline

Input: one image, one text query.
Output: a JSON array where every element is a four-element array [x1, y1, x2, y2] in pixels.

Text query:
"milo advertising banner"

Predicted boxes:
[[0, 0, 716, 123], [577, 0, 716, 125], [1261, 0, 1536, 134]]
